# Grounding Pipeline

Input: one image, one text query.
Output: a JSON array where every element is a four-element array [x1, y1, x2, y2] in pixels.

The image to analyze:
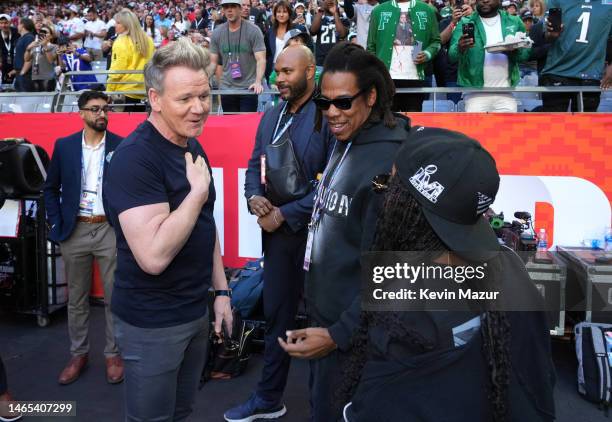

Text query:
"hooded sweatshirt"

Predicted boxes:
[[305, 114, 410, 351]]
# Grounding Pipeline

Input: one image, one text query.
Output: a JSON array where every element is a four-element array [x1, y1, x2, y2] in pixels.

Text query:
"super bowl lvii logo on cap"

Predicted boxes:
[[409, 164, 444, 203]]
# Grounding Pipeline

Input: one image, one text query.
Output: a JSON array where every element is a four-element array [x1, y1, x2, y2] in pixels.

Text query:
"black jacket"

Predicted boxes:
[[244, 98, 334, 232], [345, 249, 556, 422], [0, 28, 19, 73], [305, 115, 410, 350]]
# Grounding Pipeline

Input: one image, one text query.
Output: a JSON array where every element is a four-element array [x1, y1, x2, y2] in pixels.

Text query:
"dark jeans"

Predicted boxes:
[[309, 346, 348, 422], [540, 74, 601, 112], [113, 313, 209, 422], [256, 228, 307, 404], [14, 72, 33, 92], [392, 79, 427, 112], [0, 356, 7, 395], [221, 93, 258, 113], [31, 79, 56, 92]]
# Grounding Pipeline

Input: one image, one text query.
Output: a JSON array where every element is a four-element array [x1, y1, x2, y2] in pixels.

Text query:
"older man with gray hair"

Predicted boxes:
[[105, 37, 233, 422]]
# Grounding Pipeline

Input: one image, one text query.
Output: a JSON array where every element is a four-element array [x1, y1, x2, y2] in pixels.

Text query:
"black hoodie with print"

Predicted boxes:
[[305, 114, 411, 351]]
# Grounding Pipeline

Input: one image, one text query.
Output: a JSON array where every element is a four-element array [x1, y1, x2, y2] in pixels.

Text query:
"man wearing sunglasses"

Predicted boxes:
[[43, 90, 124, 387], [278, 42, 410, 421], [226, 44, 333, 422]]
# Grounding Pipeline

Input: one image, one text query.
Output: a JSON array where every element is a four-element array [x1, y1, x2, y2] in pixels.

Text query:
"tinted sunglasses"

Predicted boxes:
[[313, 88, 366, 111], [372, 173, 391, 193]]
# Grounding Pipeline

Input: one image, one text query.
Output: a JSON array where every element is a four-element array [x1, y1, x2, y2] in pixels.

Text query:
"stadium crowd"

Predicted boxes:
[[1, 0, 610, 112]]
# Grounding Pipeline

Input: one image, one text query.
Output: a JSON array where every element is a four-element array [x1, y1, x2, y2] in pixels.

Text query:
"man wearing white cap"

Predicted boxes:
[[66, 5, 85, 48]]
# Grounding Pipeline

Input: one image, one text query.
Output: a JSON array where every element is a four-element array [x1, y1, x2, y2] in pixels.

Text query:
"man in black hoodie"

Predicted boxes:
[[278, 42, 410, 421]]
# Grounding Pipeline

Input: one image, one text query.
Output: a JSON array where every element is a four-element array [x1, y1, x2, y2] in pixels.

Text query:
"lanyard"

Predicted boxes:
[[195, 18, 204, 28], [309, 140, 352, 229], [81, 142, 106, 195], [271, 102, 294, 144], [1, 34, 11, 53], [227, 21, 243, 60]]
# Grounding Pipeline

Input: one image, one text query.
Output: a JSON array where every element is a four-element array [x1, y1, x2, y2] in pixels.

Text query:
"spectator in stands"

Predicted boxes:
[[343, 0, 379, 49], [0, 14, 19, 85], [192, 7, 208, 32], [43, 90, 124, 387], [143, 14, 162, 48], [529, 0, 545, 21], [210, 0, 266, 112], [278, 42, 409, 422], [449, 0, 530, 112], [521, 9, 535, 33], [243, 0, 268, 33], [65, 5, 85, 49], [13, 17, 36, 92], [155, 8, 173, 29], [435, 0, 474, 104], [367, 0, 441, 112], [503, 0, 518, 15], [292, 3, 311, 27], [526, 10, 550, 75], [310, 0, 350, 69], [172, 11, 190, 34], [540, 0, 612, 112], [24, 23, 58, 91], [0, 356, 22, 421], [265, 0, 304, 80], [226, 44, 333, 422], [105, 38, 232, 422], [59, 41, 103, 91], [83, 8, 106, 61], [106, 8, 154, 112], [268, 28, 320, 87]]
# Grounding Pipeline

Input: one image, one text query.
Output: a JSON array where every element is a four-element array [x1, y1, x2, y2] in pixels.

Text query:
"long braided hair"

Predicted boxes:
[[338, 176, 512, 422]]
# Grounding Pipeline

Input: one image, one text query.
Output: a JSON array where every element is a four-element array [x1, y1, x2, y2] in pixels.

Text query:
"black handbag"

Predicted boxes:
[[264, 134, 311, 206]]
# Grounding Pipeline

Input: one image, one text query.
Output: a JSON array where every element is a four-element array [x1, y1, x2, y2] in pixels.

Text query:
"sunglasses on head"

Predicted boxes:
[[371, 173, 391, 193], [313, 88, 367, 111]]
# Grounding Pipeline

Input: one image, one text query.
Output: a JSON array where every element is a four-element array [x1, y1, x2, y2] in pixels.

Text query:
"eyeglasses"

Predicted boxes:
[[371, 173, 391, 193], [313, 89, 366, 111], [80, 105, 111, 114]]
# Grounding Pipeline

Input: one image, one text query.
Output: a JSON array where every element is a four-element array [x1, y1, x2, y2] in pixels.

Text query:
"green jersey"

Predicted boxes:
[[542, 0, 612, 80]]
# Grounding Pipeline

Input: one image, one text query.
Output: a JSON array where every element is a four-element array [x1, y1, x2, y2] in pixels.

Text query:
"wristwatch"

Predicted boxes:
[[215, 289, 232, 298], [248, 195, 256, 202]]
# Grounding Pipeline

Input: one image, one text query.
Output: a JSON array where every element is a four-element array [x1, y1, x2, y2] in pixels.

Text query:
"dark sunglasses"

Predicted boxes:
[[80, 105, 111, 114], [372, 173, 391, 193], [313, 88, 366, 111]]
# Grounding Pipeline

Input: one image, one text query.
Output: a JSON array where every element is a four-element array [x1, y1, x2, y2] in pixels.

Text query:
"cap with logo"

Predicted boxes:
[[521, 10, 534, 20], [394, 127, 501, 260]]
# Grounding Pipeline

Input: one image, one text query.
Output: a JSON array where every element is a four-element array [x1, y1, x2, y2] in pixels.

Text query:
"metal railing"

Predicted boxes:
[[1, 68, 610, 113]]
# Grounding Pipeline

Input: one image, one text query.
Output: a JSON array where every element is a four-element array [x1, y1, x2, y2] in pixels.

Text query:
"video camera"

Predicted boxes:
[[488, 210, 537, 253]]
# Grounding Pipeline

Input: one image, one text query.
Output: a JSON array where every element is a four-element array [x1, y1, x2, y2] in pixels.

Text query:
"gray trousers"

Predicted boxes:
[[113, 313, 209, 422], [60, 221, 118, 357]]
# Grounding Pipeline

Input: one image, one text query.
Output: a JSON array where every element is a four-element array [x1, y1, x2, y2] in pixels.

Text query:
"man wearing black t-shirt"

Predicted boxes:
[[310, 0, 350, 67], [105, 38, 233, 422]]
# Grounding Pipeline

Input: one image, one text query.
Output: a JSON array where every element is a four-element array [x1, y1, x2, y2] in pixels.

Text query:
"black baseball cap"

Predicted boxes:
[[394, 127, 501, 260], [521, 10, 534, 20]]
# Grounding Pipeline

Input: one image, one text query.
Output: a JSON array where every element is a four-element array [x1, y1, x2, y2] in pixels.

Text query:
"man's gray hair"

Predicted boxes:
[[144, 38, 211, 94]]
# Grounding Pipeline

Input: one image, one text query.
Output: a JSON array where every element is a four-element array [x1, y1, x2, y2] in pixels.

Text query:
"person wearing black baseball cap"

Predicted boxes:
[[339, 127, 555, 422]]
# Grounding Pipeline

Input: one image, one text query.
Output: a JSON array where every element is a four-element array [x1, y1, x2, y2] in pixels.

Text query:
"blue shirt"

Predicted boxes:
[[105, 120, 217, 328], [62, 48, 99, 90], [14, 31, 34, 71]]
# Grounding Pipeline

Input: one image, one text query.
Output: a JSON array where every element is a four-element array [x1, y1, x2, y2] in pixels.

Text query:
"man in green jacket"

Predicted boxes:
[[448, 0, 530, 112], [367, 0, 440, 112]]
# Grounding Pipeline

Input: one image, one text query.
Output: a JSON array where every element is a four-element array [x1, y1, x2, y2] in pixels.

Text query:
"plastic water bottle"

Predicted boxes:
[[605, 227, 612, 253], [535, 228, 551, 262], [537, 228, 548, 251]]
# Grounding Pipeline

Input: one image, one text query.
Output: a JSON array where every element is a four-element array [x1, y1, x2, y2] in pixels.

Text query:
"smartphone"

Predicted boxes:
[[548, 8, 562, 32], [455, 0, 464, 8], [463, 22, 474, 40]]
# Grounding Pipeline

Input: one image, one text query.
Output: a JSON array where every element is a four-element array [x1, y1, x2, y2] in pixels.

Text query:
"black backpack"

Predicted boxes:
[[575, 322, 612, 414], [200, 310, 256, 386]]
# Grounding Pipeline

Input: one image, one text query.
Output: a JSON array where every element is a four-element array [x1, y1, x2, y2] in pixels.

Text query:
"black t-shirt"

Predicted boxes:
[[105, 120, 217, 328], [314, 15, 350, 66]]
